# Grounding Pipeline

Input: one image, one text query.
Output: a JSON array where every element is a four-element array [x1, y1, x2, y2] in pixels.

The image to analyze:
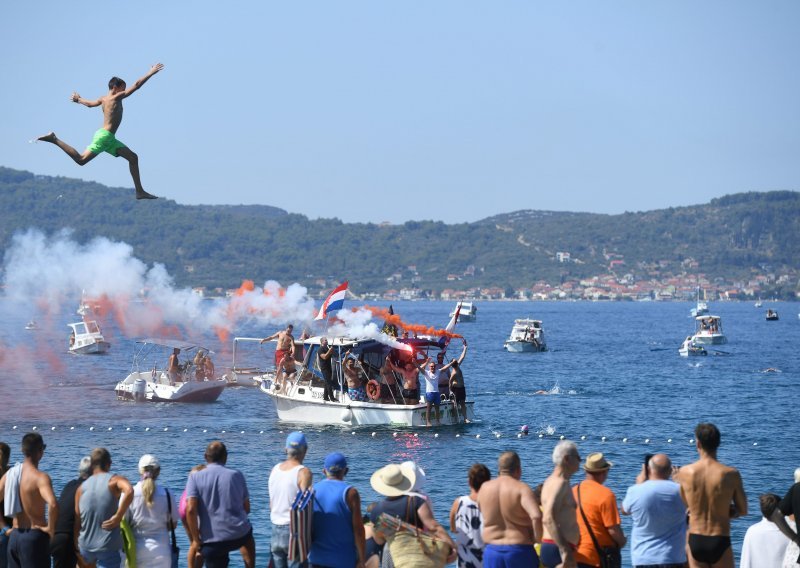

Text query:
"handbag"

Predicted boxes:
[[376, 497, 450, 568], [165, 488, 180, 568], [576, 483, 622, 568]]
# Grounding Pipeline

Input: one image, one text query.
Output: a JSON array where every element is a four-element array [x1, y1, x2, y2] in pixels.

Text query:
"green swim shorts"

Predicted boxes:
[[86, 128, 127, 157]]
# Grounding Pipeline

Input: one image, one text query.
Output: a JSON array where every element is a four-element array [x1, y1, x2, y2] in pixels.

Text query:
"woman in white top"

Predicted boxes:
[[449, 463, 491, 568], [125, 454, 178, 568]]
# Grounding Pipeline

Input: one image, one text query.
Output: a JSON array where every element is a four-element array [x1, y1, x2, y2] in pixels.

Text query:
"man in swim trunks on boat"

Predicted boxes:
[[343, 352, 367, 402], [386, 355, 423, 404], [478, 451, 542, 568], [676, 423, 747, 568], [261, 324, 295, 369], [36, 63, 164, 200]]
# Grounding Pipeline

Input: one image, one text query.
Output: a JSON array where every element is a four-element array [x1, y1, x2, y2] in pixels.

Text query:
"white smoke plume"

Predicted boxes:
[[327, 308, 413, 351]]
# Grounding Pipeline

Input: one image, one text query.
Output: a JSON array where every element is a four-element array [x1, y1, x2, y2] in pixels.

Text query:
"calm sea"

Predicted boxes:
[[2, 299, 798, 566]]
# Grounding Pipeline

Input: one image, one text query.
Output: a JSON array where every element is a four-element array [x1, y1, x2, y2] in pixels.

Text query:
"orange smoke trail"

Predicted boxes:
[[363, 306, 463, 339]]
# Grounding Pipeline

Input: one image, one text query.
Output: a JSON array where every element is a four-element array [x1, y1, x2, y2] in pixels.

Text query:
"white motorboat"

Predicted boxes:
[[115, 339, 226, 403], [766, 309, 779, 321], [257, 335, 475, 426], [503, 318, 547, 352], [754, 300, 763, 308], [222, 337, 279, 387], [450, 301, 477, 322], [679, 336, 707, 357], [67, 320, 111, 355], [24, 321, 37, 331], [692, 315, 727, 345]]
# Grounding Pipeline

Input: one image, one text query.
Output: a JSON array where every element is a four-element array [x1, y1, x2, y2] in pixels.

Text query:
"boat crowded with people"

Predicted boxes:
[[503, 318, 547, 352], [254, 335, 474, 426], [691, 315, 727, 345], [67, 320, 111, 355], [115, 339, 226, 402]]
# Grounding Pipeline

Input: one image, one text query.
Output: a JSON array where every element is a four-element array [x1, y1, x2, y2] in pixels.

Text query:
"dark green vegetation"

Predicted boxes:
[[1, 166, 798, 294]]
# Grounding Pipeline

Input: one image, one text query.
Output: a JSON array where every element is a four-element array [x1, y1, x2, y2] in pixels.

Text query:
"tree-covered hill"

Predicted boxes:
[[1, 166, 798, 293]]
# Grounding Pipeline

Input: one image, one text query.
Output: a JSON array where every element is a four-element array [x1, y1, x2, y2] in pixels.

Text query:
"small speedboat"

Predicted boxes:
[[766, 309, 779, 321], [503, 318, 547, 352], [24, 321, 37, 331], [67, 320, 110, 355], [115, 339, 226, 403], [690, 287, 709, 317], [679, 336, 707, 357], [692, 315, 727, 345]]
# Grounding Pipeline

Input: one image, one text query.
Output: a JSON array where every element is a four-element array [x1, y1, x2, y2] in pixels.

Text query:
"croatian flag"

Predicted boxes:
[[315, 281, 348, 320]]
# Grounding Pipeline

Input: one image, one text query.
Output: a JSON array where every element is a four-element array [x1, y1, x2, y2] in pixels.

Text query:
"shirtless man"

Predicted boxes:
[[262, 324, 295, 369], [275, 351, 297, 394], [676, 423, 747, 568], [343, 352, 367, 402], [0, 432, 59, 568], [387, 355, 423, 404], [36, 63, 163, 200], [477, 451, 542, 568], [167, 347, 181, 385], [540, 441, 581, 568]]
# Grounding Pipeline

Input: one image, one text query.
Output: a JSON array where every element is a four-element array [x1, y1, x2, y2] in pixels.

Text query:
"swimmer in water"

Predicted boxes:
[[36, 63, 164, 200]]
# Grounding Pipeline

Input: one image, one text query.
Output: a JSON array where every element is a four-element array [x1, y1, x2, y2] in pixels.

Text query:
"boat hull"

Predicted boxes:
[[70, 341, 111, 355], [504, 340, 546, 353], [261, 382, 474, 426], [691, 334, 727, 345], [116, 372, 225, 403]]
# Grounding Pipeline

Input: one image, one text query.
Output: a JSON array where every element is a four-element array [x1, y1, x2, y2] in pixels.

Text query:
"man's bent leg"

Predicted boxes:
[[38, 133, 98, 166], [116, 147, 157, 199]]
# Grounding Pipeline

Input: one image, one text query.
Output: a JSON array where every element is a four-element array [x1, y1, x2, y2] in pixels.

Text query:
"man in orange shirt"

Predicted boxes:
[[572, 453, 626, 568]]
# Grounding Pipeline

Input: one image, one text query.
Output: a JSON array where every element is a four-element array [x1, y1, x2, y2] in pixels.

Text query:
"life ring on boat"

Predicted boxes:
[[366, 380, 381, 400]]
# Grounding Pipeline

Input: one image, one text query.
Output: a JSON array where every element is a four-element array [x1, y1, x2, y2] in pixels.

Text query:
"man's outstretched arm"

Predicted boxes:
[[71, 92, 102, 107], [122, 63, 164, 98]]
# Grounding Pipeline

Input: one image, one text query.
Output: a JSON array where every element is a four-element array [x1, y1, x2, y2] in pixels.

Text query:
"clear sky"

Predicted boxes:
[[2, 1, 799, 224]]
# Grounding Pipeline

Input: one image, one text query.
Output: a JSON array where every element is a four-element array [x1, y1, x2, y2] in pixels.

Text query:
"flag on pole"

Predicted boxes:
[[381, 305, 398, 337], [315, 281, 348, 321]]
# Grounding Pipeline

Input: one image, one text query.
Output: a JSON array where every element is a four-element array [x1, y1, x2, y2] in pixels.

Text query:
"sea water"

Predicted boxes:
[[1, 299, 798, 566]]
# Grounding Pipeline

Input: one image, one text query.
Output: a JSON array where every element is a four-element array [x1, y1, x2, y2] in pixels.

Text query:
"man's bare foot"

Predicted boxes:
[[36, 132, 57, 143], [136, 190, 159, 200]]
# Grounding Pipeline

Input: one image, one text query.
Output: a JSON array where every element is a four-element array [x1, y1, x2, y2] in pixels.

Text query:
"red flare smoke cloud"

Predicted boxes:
[[363, 306, 463, 340]]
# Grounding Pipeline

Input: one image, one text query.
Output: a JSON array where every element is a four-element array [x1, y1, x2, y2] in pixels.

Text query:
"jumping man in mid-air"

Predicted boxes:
[[37, 63, 164, 200]]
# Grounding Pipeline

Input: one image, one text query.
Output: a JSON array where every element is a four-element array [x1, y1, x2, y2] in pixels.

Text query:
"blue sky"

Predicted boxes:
[[2, 1, 798, 223]]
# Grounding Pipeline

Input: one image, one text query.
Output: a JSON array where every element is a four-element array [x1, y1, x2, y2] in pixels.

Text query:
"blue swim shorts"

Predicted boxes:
[[425, 391, 441, 406]]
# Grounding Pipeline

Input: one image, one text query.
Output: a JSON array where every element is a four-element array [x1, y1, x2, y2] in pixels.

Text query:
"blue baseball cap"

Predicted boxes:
[[324, 452, 347, 473], [285, 432, 307, 449]]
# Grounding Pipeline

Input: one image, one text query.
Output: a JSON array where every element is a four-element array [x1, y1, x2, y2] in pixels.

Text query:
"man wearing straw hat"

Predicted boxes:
[[572, 452, 626, 568], [477, 451, 543, 568]]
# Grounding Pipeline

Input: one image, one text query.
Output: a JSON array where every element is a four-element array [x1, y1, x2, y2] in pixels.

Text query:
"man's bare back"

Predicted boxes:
[[478, 474, 541, 545], [541, 474, 580, 546], [677, 458, 746, 536], [18, 463, 57, 531]]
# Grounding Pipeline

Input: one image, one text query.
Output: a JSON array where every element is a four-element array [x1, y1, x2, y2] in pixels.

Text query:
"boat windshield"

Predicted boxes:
[[73, 322, 88, 335], [86, 321, 101, 334]]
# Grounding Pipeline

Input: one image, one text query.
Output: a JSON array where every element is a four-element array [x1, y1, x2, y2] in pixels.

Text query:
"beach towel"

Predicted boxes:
[[3, 463, 23, 518], [288, 487, 314, 563]]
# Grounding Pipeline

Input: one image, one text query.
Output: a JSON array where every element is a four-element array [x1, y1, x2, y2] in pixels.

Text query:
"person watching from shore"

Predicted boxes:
[[125, 454, 177, 567], [477, 451, 542, 568], [268, 432, 312, 568], [50, 456, 91, 568], [76, 447, 134, 568], [0, 441, 11, 565], [740, 493, 790, 568], [676, 423, 747, 568], [0, 433, 59, 568], [768, 468, 800, 564], [449, 463, 491, 568], [540, 441, 581, 568], [261, 325, 295, 369]]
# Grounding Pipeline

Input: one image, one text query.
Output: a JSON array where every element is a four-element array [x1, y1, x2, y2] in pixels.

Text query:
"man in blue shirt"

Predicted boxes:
[[622, 453, 687, 568], [186, 441, 255, 568], [308, 453, 366, 568]]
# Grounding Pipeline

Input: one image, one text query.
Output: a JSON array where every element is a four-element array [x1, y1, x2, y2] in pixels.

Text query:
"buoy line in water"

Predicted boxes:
[[3, 424, 760, 447]]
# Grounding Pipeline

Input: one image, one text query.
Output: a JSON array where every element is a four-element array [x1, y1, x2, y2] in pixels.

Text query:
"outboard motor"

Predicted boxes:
[[133, 377, 147, 402]]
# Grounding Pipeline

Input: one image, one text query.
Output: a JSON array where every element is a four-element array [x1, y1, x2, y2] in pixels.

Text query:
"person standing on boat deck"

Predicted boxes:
[[343, 351, 368, 402], [35, 63, 163, 200], [387, 355, 423, 404], [268, 432, 312, 568], [415, 357, 442, 427], [167, 348, 181, 385], [261, 324, 295, 368], [318, 337, 337, 401], [308, 453, 366, 568], [540, 441, 581, 568], [572, 452, 626, 568], [76, 447, 134, 568], [439, 340, 469, 422], [477, 451, 542, 568], [50, 456, 91, 568], [185, 441, 255, 568], [675, 423, 747, 568], [0, 433, 59, 568]]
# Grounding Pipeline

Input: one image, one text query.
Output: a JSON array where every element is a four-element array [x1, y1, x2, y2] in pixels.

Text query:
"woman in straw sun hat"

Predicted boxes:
[[368, 464, 456, 566]]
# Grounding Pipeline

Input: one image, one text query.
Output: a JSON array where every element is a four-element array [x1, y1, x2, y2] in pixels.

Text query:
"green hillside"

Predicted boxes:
[[1, 166, 798, 294]]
